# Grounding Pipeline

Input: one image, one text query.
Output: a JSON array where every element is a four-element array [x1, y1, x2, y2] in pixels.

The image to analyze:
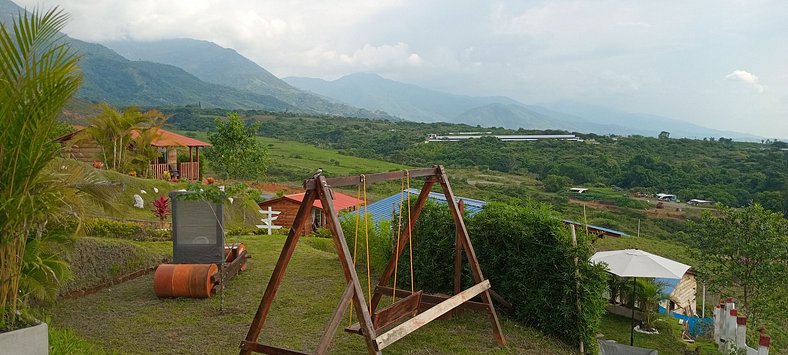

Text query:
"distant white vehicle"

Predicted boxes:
[[569, 187, 588, 193], [656, 193, 677, 201]]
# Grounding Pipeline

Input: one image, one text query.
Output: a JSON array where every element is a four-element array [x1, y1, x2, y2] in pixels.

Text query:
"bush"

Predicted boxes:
[[543, 174, 572, 192], [86, 218, 142, 239], [404, 201, 609, 352], [340, 212, 393, 276], [85, 218, 171, 241]]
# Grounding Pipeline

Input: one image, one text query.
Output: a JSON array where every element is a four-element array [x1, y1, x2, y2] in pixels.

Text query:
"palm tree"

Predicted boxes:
[[0, 7, 83, 328], [83, 104, 168, 174]]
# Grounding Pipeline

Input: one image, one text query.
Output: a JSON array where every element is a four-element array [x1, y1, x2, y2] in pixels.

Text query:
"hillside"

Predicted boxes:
[[285, 72, 524, 122], [68, 38, 295, 110], [103, 39, 393, 119]]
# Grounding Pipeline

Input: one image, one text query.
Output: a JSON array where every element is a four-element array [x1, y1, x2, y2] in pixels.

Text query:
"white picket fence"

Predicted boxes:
[[713, 298, 770, 354]]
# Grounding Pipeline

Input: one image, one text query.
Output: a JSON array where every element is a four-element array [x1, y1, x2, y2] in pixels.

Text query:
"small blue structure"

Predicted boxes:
[[361, 188, 486, 224]]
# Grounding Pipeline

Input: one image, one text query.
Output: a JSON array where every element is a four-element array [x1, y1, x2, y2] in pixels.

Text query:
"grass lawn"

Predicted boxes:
[[49, 235, 573, 354], [598, 313, 717, 355]]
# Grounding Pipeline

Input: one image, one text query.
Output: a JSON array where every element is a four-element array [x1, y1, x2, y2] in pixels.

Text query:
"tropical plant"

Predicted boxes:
[[82, 103, 167, 174], [204, 112, 269, 180], [635, 278, 665, 330], [0, 8, 119, 330], [151, 196, 170, 229], [0, 7, 83, 328]]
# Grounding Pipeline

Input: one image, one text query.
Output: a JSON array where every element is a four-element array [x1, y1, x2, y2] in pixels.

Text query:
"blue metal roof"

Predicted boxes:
[[359, 188, 486, 224], [563, 220, 629, 237]]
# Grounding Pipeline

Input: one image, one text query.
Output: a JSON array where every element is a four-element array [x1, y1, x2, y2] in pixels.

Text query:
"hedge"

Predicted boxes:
[[85, 218, 170, 241], [398, 200, 608, 352]]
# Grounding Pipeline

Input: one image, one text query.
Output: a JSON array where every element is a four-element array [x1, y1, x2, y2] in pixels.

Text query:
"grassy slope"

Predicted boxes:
[[599, 313, 716, 354], [49, 235, 573, 354]]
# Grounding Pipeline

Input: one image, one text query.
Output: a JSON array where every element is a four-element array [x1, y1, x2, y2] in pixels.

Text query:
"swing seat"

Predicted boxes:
[[345, 290, 423, 335], [347, 280, 491, 350]]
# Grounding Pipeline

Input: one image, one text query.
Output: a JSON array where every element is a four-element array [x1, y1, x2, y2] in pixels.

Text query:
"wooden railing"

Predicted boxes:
[[148, 162, 200, 180], [150, 163, 168, 180], [180, 162, 200, 181]]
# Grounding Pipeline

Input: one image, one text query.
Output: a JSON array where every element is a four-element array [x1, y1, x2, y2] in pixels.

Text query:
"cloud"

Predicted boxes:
[[725, 70, 765, 93], [305, 42, 423, 70]]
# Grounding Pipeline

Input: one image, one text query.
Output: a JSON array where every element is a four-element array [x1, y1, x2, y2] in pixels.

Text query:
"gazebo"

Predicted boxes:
[[131, 129, 211, 181]]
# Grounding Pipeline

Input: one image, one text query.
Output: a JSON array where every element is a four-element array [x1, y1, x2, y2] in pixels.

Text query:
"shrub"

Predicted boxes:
[[404, 201, 609, 352], [340, 212, 392, 276], [543, 174, 572, 192], [86, 219, 143, 239], [85, 218, 171, 241]]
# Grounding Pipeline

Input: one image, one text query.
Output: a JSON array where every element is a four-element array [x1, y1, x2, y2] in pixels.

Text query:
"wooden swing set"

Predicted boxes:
[[239, 165, 506, 354]]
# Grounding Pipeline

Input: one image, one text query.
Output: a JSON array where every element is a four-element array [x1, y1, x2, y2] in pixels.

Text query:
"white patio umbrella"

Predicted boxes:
[[591, 249, 690, 346]]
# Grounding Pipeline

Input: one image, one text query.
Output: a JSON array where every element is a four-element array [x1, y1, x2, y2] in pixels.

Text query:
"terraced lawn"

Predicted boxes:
[[50, 235, 572, 354]]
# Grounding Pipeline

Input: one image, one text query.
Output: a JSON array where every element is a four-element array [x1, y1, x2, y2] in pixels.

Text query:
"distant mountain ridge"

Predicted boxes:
[[103, 39, 392, 119], [1, 0, 391, 118], [285, 73, 523, 122], [286, 73, 761, 139]]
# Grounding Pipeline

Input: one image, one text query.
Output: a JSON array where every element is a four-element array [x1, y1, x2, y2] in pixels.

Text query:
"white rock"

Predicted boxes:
[[228, 197, 234, 204], [133, 194, 144, 209], [153, 187, 159, 193], [140, 189, 147, 194]]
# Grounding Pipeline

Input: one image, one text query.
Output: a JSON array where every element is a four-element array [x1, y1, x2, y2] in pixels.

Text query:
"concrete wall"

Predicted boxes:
[[0, 322, 48, 355]]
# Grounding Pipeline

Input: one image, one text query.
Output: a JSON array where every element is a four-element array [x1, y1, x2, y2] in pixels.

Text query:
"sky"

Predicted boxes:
[[14, 0, 788, 138]]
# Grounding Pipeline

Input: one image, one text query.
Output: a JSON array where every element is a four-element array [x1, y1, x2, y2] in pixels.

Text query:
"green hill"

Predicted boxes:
[[103, 39, 394, 119]]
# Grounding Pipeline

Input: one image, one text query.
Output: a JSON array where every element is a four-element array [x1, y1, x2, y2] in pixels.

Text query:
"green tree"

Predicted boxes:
[[688, 204, 788, 311], [204, 112, 269, 180], [543, 174, 572, 192], [658, 131, 670, 139]]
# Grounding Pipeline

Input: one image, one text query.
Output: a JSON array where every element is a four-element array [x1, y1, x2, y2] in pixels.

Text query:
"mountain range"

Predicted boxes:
[[285, 73, 760, 139], [2, 0, 760, 139]]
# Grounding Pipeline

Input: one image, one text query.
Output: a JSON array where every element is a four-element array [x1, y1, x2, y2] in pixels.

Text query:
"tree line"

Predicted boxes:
[[161, 109, 787, 216]]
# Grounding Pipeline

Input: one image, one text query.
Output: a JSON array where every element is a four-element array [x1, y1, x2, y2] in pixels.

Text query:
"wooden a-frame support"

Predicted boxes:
[[239, 165, 506, 355]]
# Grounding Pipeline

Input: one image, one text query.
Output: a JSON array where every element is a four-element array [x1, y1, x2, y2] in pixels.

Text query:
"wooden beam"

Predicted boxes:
[[304, 167, 439, 189], [239, 342, 310, 355], [239, 190, 317, 355], [375, 286, 491, 313], [316, 176, 381, 355], [454, 199, 465, 295], [437, 166, 506, 347], [375, 280, 491, 350], [315, 282, 355, 355]]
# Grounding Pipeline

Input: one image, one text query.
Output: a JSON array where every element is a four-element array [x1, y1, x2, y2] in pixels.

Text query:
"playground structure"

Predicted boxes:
[[153, 191, 249, 298], [239, 165, 506, 355]]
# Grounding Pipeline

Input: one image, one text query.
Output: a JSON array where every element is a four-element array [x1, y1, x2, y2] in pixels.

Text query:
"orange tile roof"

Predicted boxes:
[[283, 192, 362, 211], [130, 128, 211, 147]]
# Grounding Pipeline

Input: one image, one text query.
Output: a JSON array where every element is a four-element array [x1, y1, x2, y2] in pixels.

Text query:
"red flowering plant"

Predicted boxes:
[[152, 195, 170, 229]]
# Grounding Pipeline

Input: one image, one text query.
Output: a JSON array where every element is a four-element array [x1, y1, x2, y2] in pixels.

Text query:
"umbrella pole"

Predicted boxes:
[[630, 276, 636, 346]]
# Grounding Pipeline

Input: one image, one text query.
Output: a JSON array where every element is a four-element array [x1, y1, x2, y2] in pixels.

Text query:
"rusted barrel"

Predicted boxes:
[[153, 264, 218, 298]]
